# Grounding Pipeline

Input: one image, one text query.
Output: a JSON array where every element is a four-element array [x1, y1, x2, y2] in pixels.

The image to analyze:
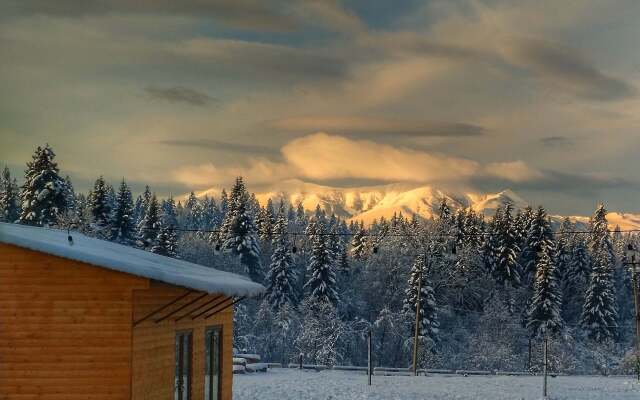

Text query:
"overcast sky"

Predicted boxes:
[[2, 0, 640, 215]]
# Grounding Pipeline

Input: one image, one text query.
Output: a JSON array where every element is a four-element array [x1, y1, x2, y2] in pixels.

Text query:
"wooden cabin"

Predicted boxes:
[[0, 222, 264, 400]]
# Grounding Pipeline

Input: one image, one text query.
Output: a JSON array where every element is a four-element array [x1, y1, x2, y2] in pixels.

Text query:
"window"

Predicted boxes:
[[205, 326, 222, 400], [175, 331, 192, 400]]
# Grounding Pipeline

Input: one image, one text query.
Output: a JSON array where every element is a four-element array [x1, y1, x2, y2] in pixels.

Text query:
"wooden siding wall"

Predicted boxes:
[[132, 283, 233, 400], [0, 244, 148, 400]]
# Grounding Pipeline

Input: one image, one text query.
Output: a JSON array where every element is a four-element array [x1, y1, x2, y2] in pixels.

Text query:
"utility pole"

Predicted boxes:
[[528, 338, 532, 372], [624, 243, 640, 382], [631, 263, 640, 382], [412, 267, 423, 376], [542, 334, 548, 399], [367, 330, 372, 386]]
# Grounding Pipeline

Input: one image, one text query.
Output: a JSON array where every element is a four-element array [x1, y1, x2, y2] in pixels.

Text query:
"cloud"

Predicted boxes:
[[540, 136, 574, 147], [144, 86, 215, 106], [1, 0, 300, 32], [483, 161, 544, 183], [267, 116, 486, 137], [172, 38, 349, 83], [281, 132, 480, 182], [510, 39, 636, 101], [158, 139, 276, 155], [173, 158, 293, 187], [172, 133, 544, 189], [292, 0, 366, 34]]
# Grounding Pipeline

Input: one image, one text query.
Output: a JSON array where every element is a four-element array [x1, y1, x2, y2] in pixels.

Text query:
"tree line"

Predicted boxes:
[[1, 144, 637, 374]]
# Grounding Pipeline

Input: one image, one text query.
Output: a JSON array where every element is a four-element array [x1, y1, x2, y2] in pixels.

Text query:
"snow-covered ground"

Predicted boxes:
[[234, 368, 640, 400]]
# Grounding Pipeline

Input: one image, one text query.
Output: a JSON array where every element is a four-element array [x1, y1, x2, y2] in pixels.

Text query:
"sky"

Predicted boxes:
[[1, 0, 640, 215]]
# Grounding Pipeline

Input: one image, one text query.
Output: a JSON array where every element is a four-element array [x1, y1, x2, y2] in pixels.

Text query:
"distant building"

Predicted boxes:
[[0, 222, 264, 400]]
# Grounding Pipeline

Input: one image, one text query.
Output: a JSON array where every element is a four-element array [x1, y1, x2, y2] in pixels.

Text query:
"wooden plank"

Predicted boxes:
[[0, 244, 145, 400], [132, 285, 234, 400], [154, 292, 207, 323], [133, 290, 192, 326]]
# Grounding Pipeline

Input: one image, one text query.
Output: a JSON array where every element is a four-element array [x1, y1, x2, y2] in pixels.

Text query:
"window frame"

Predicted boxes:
[[204, 325, 223, 400], [175, 330, 193, 400]]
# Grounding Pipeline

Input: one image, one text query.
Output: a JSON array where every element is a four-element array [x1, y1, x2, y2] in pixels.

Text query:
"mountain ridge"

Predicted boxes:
[[196, 179, 640, 230]]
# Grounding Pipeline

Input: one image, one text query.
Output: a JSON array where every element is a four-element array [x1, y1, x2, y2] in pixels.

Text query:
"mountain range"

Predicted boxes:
[[246, 179, 640, 230]]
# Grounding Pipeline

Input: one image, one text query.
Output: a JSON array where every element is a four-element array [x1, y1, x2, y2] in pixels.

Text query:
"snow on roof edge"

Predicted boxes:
[[0, 222, 265, 298]]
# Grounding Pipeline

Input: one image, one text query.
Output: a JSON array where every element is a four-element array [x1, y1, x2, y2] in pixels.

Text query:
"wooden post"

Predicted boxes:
[[412, 268, 423, 376], [299, 353, 303, 370], [367, 330, 372, 385], [632, 269, 640, 382], [543, 335, 548, 399], [528, 338, 532, 372]]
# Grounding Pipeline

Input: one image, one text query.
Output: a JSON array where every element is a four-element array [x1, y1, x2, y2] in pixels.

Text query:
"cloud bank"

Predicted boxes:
[[173, 132, 543, 189]]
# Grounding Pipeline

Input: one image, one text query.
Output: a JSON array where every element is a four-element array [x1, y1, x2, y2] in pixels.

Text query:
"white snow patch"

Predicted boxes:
[[233, 369, 640, 400], [0, 222, 264, 297]]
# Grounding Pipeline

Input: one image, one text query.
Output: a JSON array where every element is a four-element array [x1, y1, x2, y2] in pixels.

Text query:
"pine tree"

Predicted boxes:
[[581, 204, 618, 342], [222, 177, 262, 282], [555, 218, 574, 280], [63, 175, 76, 216], [137, 194, 160, 249], [521, 206, 554, 281], [151, 225, 178, 258], [295, 202, 306, 226], [199, 196, 219, 231], [19, 144, 67, 226], [88, 176, 112, 231], [135, 185, 152, 225], [304, 230, 338, 306], [184, 191, 200, 230], [161, 196, 178, 228], [110, 179, 135, 244], [527, 241, 564, 337], [350, 222, 368, 261], [482, 206, 502, 273], [491, 204, 521, 287], [258, 198, 276, 242], [265, 211, 297, 311], [0, 166, 20, 223], [336, 242, 350, 275], [403, 253, 439, 344], [438, 198, 452, 223]]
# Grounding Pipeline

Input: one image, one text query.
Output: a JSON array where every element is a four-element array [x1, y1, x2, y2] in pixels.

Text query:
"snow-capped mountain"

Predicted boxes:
[[196, 179, 640, 229], [252, 180, 640, 230], [252, 179, 528, 223]]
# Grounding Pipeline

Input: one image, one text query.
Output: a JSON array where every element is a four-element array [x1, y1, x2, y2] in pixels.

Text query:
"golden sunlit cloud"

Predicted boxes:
[[172, 132, 544, 190]]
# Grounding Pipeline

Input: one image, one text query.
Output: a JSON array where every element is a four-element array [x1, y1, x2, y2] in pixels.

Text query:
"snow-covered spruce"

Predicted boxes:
[[264, 208, 297, 311], [304, 224, 339, 306], [222, 177, 262, 282], [151, 225, 178, 258], [581, 204, 618, 342], [19, 144, 67, 226], [110, 179, 136, 244], [403, 252, 439, 345], [521, 206, 554, 281], [0, 166, 20, 223], [136, 194, 161, 249], [489, 204, 521, 287], [88, 176, 112, 233], [527, 240, 564, 337]]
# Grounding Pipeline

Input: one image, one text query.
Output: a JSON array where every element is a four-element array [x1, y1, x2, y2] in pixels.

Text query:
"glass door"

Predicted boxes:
[[175, 331, 192, 400], [205, 326, 222, 400]]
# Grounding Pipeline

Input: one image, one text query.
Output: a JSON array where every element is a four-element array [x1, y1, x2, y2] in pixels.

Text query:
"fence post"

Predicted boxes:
[[367, 330, 372, 386], [299, 353, 303, 370]]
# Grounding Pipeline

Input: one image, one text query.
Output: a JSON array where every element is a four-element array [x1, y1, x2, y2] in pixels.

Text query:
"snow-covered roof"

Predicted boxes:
[[0, 222, 264, 297]]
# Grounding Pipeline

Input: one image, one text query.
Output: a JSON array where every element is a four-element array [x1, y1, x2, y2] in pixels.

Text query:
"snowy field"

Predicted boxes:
[[233, 369, 640, 400]]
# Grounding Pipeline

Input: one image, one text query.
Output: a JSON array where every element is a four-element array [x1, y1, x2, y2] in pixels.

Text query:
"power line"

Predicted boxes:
[[133, 225, 640, 239]]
